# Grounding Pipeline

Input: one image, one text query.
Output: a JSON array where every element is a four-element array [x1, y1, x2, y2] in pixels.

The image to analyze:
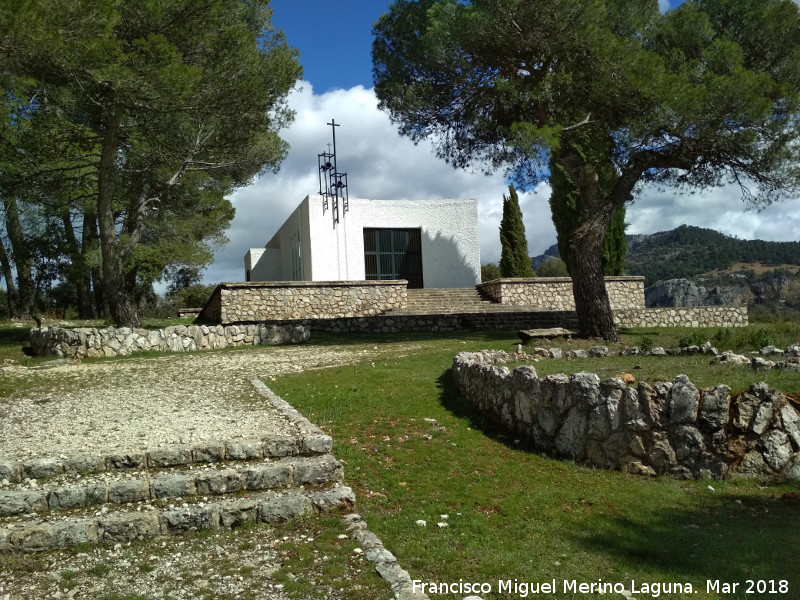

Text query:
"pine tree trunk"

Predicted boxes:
[[0, 235, 20, 317], [96, 106, 141, 328], [2, 196, 36, 318], [566, 223, 619, 341], [553, 141, 621, 341]]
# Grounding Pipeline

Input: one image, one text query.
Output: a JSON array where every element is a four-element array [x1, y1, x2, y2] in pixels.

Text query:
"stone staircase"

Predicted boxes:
[[0, 381, 354, 553], [386, 287, 555, 315], [387, 287, 498, 315]]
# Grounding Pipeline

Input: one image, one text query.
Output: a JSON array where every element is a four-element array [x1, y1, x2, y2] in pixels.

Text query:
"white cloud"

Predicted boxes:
[[658, 0, 671, 13], [207, 82, 531, 283], [203, 82, 800, 285]]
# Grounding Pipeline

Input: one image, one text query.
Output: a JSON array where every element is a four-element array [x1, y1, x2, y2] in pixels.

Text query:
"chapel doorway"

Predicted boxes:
[[363, 228, 424, 288]]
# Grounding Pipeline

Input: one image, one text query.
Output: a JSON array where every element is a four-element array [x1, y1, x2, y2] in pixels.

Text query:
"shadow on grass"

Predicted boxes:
[[436, 368, 543, 456], [568, 491, 800, 589]]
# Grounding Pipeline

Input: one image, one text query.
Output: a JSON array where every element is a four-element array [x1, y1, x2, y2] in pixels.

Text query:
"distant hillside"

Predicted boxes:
[[625, 225, 800, 285], [531, 225, 800, 286]]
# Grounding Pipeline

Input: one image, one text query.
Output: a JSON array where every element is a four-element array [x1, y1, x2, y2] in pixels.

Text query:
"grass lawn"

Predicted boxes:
[[269, 329, 800, 600], [2, 320, 799, 599]]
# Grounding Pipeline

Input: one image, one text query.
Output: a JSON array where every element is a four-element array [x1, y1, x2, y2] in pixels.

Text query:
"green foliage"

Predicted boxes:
[[0, 0, 302, 326], [169, 284, 216, 310], [498, 184, 534, 278], [535, 257, 568, 277], [602, 205, 627, 276], [678, 330, 705, 348], [480, 262, 502, 282], [373, 0, 800, 340], [637, 334, 654, 353]]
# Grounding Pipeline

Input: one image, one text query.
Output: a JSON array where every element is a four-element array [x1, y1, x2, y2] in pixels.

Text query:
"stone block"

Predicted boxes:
[[781, 405, 800, 449], [258, 492, 312, 523], [22, 457, 64, 480], [761, 430, 793, 471], [219, 497, 259, 528], [162, 503, 221, 531], [195, 469, 243, 495], [65, 454, 105, 475], [100, 512, 162, 541], [10, 520, 99, 551], [301, 434, 333, 455], [669, 375, 699, 425], [309, 486, 356, 512], [698, 385, 730, 431], [152, 473, 196, 499], [587, 405, 611, 440], [289, 455, 344, 486], [569, 372, 600, 408], [224, 439, 263, 460], [242, 462, 293, 491], [0, 459, 21, 483], [645, 431, 677, 473], [148, 445, 193, 468], [553, 407, 587, 459], [0, 490, 48, 516], [108, 479, 151, 504], [262, 435, 301, 457], [106, 453, 146, 470], [671, 425, 705, 465], [193, 443, 225, 463], [48, 484, 108, 510]]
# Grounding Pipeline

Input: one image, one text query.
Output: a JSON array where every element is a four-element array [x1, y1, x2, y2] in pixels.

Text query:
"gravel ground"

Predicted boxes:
[[0, 344, 399, 600], [0, 345, 377, 460]]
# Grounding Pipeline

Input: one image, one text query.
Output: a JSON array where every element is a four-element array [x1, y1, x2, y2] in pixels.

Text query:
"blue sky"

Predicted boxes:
[[268, 0, 391, 93], [205, 0, 799, 285]]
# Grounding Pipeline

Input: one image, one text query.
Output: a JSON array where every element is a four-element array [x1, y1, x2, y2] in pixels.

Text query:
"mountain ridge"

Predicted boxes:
[[531, 224, 800, 286]]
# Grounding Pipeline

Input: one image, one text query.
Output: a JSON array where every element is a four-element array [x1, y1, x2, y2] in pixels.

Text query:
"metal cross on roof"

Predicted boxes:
[[317, 118, 349, 227]]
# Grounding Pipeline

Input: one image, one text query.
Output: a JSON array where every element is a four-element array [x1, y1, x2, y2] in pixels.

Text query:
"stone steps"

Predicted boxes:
[[387, 288, 550, 316], [0, 485, 354, 552], [388, 287, 498, 315], [0, 379, 355, 553], [0, 454, 343, 517]]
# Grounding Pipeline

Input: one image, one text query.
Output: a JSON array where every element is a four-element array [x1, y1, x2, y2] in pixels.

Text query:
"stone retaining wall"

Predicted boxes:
[[478, 277, 646, 311], [199, 280, 408, 325], [614, 305, 748, 328], [30, 323, 308, 358], [451, 350, 800, 481]]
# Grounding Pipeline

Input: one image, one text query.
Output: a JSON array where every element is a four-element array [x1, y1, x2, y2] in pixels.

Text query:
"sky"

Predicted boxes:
[[202, 0, 800, 285]]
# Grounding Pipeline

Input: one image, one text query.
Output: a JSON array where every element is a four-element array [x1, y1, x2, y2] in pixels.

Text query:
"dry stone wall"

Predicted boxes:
[[200, 280, 408, 325], [614, 306, 748, 328], [478, 277, 646, 311], [452, 348, 800, 482], [30, 323, 308, 358]]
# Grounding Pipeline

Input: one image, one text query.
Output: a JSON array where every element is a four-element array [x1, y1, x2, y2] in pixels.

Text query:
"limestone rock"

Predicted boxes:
[[669, 375, 699, 425]]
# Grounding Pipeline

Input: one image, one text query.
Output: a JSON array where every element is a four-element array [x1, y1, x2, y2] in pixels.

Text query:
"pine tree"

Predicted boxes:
[[499, 185, 535, 278]]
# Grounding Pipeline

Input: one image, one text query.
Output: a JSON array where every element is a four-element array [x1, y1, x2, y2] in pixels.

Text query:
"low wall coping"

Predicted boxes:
[[218, 280, 408, 290], [480, 276, 645, 284]]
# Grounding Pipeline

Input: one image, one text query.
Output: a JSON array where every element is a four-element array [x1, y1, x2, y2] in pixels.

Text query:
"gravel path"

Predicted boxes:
[[0, 343, 399, 600], [0, 345, 375, 460]]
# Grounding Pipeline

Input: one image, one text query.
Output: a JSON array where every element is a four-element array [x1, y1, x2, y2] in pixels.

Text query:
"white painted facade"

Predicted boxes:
[[245, 195, 481, 288]]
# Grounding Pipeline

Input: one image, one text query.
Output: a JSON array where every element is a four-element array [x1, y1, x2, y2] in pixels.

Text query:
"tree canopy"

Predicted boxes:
[[373, 0, 800, 339], [0, 0, 301, 325]]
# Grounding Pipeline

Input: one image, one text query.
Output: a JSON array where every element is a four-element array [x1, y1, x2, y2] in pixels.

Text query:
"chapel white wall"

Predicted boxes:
[[304, 195, 480, 287]]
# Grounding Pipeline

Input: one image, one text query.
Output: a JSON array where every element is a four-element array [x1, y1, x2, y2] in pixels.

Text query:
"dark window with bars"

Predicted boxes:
[[363, 228, 423, 288]]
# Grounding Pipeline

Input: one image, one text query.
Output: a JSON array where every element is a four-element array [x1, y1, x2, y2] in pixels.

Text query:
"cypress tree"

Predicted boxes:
[[499, 185, 535, 278], [549, 128, 626, 277]]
